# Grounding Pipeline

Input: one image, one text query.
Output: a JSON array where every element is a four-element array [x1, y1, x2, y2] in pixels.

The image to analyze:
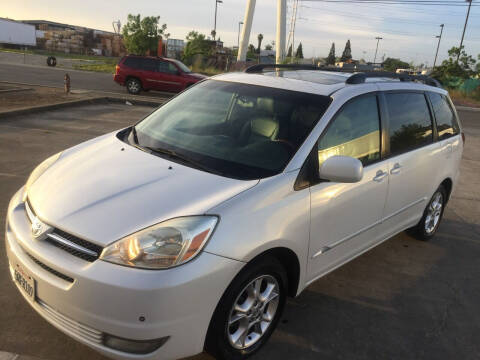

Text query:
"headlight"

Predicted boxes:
[[23, 152, 62, 201], [100, 216, 218, 269]]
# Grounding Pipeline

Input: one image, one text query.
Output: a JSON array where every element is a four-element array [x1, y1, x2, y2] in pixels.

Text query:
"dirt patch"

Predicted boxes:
[[0, 84, 96, 112]]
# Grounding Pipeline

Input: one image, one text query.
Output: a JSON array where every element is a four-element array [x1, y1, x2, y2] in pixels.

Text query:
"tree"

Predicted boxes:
[[295, 42, 304, 59], [383, 57, 410, 72], [287, 44, 293, 57], [326, 42, 335, 65], [432, 46, 477, 82], [182, 31, 211, 65], [257, 34, 264, 54], [122, 14, 169, 55], [247, 44, 256, 59], [265, 44, 273, 51], [340, 40, 352, 62]]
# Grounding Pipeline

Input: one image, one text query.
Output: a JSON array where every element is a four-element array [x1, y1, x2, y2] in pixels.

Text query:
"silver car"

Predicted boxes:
[[6, 66, 464, 360]]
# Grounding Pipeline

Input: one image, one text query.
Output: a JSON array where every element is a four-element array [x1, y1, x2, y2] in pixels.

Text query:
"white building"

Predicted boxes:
[[0, 18, 36, 46]]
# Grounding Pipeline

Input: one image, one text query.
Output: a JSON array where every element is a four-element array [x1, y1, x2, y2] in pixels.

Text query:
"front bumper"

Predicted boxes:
[[5, 187, 244, 360]]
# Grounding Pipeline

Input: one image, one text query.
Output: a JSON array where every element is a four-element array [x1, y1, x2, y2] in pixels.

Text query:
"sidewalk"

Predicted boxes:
[[0, 351, 44, 360]]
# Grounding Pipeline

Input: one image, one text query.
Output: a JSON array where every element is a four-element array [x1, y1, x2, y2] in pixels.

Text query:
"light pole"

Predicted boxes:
[[433, 24, 444, 69], [373, 37, 382, 65], [237, 21, 243, 49], [457, 0, 472, 62], [213, 0, 223, 41]]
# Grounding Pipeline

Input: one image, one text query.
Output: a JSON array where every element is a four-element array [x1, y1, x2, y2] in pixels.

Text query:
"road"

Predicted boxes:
[[0, 104, 479, 360], [0, 60, 171, 98]]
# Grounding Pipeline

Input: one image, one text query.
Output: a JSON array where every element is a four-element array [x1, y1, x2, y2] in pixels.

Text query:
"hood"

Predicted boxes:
[[186, 72, 208, 80], [29, 132, 258, 246]]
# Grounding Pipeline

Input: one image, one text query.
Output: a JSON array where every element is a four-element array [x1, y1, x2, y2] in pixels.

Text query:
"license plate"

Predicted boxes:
[[14, 264, 35, 301]]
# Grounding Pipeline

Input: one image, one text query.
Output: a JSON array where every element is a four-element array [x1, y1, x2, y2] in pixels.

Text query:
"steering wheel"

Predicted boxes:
[[274, 139, 296, 152]]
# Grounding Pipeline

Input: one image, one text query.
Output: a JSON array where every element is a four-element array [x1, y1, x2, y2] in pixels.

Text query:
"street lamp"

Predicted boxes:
[[213, 0, 223, 41], [433, 24, 444, 69], [238, 21, 244, 49], [373, 36, 382, 65]]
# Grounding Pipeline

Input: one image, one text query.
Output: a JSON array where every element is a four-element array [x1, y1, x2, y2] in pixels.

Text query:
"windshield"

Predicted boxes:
[[133, 80, 331, 180], [171, 59, 191, 73]]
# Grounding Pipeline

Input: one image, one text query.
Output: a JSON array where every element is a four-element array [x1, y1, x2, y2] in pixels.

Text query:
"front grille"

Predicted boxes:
[[46, 229, 103, 262], [25, 199, 103, 263], [37, 299, 104, 344], [25, 252, 74, 283]]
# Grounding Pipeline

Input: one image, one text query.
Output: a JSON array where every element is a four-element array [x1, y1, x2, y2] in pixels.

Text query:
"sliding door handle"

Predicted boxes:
[[390, 163, 402, 175]]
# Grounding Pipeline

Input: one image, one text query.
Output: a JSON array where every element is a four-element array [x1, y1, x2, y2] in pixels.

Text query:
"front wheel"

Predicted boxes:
[[409, 185, 447, 241], [126, 78, 142, 95], [205, 256, 287, 360]]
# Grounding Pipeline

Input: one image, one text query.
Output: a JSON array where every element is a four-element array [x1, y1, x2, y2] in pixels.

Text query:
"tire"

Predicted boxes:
[[46, 56, 57, 67], [205, 256, 287, 360], [408, 185, 447, 241], [126, 78, 142, 95]]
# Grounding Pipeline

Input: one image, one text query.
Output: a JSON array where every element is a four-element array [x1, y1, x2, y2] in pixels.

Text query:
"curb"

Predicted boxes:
[[455, 105, 480, 112], [0, 80, 174, 101], [0, 97, 162, 119]]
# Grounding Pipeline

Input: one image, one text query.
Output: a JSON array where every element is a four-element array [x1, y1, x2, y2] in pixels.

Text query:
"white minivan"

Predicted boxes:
[[6, 65, 464, 360]]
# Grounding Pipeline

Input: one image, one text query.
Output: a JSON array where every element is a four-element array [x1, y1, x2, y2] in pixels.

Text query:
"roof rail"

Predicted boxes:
[[243, 63, 442, 88], [244, 63, 319, 73]]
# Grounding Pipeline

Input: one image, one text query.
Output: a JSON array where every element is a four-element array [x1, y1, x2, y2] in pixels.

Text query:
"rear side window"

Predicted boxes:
[[123, 57, 141, 69], [141, 58, 157, 72], [429, 92, 460, 140], [385, 93, 433, 156], [318, 94, 381, 166]]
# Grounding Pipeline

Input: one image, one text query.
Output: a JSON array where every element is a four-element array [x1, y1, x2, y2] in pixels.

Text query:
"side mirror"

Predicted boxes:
[[319, 156, 363, 183]]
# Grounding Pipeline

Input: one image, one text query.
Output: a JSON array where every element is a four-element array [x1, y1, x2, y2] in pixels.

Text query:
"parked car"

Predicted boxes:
[[6, 66, 464, 360], [113, 55, 207, 95]]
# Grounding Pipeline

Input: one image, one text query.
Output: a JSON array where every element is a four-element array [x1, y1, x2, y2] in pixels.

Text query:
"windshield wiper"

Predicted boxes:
[[130, 126, 139, 144], [144, 146, 224, 176]]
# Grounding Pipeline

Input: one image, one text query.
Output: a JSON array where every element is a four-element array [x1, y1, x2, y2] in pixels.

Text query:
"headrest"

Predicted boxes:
[[251, 117, 278, 138], [257, 98, 274, 114]]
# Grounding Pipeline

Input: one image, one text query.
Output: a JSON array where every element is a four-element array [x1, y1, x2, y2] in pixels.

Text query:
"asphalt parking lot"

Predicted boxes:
[[0, 103, 479, 360]]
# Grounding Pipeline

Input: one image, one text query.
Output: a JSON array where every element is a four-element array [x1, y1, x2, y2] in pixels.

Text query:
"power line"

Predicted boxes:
[[301, 0, 479, 4], [301, 4, 463, 26]]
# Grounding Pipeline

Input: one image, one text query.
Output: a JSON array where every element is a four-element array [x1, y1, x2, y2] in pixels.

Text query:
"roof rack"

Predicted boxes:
[[244, 63, 442, 88]]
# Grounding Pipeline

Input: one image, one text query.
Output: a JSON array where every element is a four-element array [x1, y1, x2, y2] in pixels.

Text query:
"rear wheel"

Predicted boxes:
[[126, 78, 142, 95], [409, 185, 447, 241], [205, 256, 287, 360]]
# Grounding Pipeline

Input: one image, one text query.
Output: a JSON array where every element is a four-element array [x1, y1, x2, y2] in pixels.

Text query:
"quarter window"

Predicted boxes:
[[385, 93, 433, 155], [429, 92, 460, 140], [318, 94, 381, 166]]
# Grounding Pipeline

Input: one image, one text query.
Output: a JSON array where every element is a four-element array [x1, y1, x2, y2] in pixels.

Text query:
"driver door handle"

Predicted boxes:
[[373, 170, 388, 182]]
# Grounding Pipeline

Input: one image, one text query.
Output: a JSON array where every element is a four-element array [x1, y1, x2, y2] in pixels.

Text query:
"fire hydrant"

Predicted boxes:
[[64, 73, 71, 94]]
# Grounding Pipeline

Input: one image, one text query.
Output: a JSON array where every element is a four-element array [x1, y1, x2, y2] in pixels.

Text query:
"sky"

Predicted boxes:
[[2, 0, 479, 66]]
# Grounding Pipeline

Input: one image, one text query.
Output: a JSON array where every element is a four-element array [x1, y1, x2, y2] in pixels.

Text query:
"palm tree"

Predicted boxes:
[[257, 34, 264, 54]]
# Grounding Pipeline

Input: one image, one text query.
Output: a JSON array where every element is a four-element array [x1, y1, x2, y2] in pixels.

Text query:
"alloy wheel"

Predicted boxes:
[[227, 275, 280, 350], [425, 192, 443, 234], [128, 80, 140, 93]]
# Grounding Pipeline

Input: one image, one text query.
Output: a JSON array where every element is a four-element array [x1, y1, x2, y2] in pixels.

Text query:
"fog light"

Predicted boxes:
[[103, 334, 169, 354]]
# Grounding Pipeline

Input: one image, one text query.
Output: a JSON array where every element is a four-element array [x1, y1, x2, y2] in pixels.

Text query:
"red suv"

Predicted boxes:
[[114, 55, 207, 95]]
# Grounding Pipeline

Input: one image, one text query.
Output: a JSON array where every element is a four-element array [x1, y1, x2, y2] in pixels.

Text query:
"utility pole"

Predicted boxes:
[[276, 0, 287, 64], [373, 36, 382, 64], [433, 24, 444, 68], [237, 21, 243, 49], [457, 0, 472, 62], [213, 0, 223, 41]]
